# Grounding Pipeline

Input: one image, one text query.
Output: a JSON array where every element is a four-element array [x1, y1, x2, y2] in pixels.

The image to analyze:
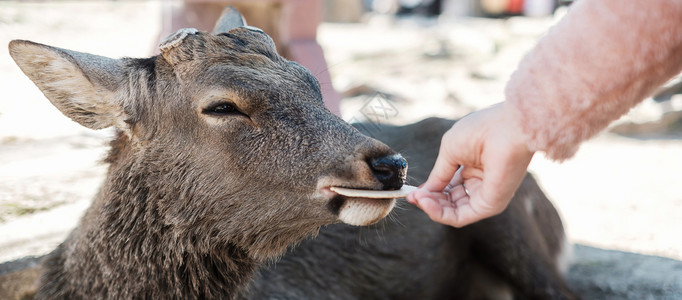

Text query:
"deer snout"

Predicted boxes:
[[369, 154, 407, 190]]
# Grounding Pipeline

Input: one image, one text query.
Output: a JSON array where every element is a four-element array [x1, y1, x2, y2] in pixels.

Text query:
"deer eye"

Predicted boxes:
[[203, 102, 243, 116]]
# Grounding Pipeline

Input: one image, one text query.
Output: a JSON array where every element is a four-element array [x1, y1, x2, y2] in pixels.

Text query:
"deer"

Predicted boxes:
[[6, 7, 579, 300]]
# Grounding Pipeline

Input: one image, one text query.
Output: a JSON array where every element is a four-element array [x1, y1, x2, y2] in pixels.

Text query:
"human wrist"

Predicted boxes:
[[497, 102, 534, 159]]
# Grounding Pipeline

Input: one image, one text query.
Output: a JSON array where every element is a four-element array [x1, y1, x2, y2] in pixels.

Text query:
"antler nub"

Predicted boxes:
[[159, 28, 199, 53]]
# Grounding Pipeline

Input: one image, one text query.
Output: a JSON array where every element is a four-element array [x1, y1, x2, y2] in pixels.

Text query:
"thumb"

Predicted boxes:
[[421, 129, 464, 192], [421, 120, 477, 192], [421, 150, 460, 192]]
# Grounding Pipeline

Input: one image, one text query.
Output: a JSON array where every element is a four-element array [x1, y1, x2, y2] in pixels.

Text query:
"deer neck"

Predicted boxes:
[[39, 153, 260, 299]]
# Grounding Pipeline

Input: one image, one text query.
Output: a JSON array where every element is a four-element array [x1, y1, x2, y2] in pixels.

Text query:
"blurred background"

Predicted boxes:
[[1, 0, 681, 292]]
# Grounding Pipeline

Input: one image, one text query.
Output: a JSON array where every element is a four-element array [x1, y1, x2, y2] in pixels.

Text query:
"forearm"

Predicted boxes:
[[506, 0, 682, 160]]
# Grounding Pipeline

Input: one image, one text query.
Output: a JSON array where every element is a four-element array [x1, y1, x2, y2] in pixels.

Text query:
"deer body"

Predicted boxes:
[[8, 8, 577, 299]]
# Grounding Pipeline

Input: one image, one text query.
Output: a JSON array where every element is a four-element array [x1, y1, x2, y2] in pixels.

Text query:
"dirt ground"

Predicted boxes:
[[1, 1, 681, 298]]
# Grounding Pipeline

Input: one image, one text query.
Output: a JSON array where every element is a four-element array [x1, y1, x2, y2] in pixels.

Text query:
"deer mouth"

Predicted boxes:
[[323, 186, 416, 226]]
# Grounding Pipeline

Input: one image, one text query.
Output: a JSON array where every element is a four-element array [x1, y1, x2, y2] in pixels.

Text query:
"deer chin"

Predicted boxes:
[[337, 197, 396, 226]]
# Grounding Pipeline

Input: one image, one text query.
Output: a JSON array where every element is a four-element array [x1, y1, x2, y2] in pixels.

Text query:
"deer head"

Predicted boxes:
[[8, 8, 407, 261]]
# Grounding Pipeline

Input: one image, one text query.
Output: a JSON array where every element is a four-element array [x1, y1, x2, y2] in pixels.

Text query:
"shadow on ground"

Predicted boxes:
[[567, 244, 682, 300]]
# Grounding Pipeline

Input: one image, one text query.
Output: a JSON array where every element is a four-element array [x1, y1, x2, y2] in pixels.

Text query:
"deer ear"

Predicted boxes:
[[210, 7, 266, 36], [9, 40, 127, 130], [212, 6, 247, 34]]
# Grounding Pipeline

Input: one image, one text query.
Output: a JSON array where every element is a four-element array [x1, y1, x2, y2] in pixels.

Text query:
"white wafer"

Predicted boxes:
[[330, 185, 418, 199]]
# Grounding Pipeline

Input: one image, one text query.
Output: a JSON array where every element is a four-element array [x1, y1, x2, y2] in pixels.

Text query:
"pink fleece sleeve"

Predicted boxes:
[[506, 0, 682, 161]]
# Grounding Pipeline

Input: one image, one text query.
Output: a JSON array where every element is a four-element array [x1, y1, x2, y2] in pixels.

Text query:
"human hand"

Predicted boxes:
[[407, 103, 534, 227]]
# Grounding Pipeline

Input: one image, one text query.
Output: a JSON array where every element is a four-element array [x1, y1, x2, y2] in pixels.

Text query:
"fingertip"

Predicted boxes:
[[409, 197, 423, 211], [414, 197, 440, 217], [406, 193, 416, 204], [407, 188, 422, 203], [410, 189, 435, 204]]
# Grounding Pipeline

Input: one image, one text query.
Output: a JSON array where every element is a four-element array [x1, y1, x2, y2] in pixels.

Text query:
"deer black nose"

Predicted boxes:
[[370, 154, 408, 190]]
